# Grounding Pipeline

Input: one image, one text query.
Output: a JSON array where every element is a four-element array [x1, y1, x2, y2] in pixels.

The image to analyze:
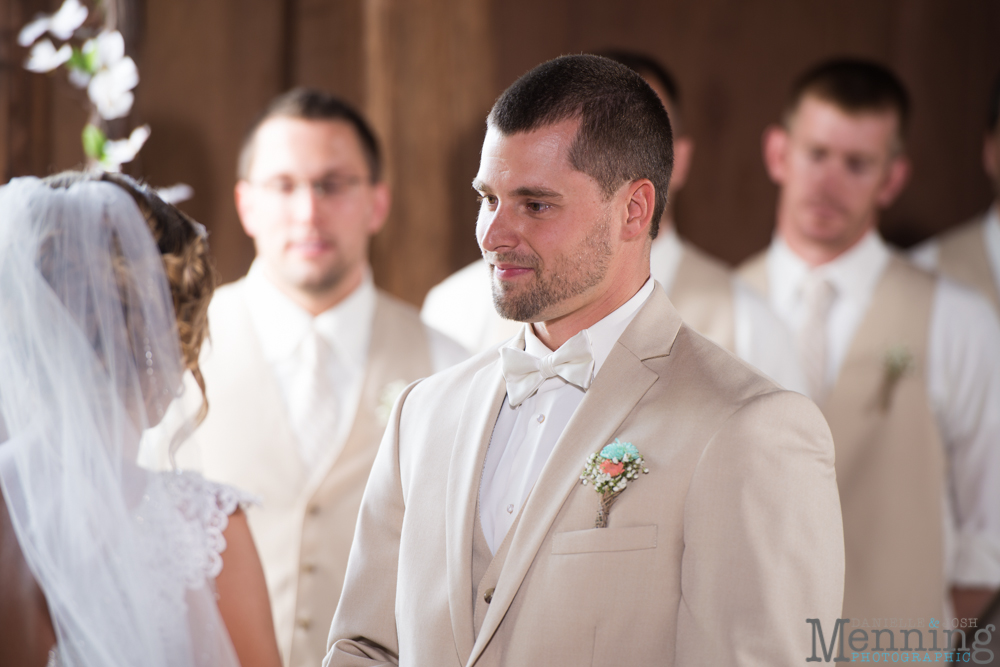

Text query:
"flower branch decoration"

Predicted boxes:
[[580, 438, 648, 528], [18, 0, 158, 175], [879, 344, 914, 412]]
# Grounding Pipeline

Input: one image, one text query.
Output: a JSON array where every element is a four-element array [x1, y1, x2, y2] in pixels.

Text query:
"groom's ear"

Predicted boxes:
[[234, 181, 258, 239]]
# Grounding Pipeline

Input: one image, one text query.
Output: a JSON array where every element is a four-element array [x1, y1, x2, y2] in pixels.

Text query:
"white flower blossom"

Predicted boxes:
[[101, 124, 150, 171], [88, 55, 139, 119], [17, 0, 88, 47], [84, 30, 125, 70], [155, 184, 195, 205], [25, 39, 72, 72]]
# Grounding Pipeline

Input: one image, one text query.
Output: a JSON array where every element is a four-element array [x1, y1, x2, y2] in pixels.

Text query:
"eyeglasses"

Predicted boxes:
[[250, 175, 366, 200]]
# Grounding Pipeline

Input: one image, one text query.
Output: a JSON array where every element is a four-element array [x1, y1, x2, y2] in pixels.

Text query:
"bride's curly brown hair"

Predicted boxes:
[[42, 170, 216, 426]]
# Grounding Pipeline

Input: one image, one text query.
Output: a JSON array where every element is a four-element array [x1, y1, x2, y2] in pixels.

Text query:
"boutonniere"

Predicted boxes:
[[580, 438, 648, 528], [879, 344, 914, 411], [375, 379, 408, 427]]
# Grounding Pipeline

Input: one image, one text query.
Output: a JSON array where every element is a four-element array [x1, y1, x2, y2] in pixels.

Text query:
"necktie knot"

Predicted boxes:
[[500, 330, 595, 407]]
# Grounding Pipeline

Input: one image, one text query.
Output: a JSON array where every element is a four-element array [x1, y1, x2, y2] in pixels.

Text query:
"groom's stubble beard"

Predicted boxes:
[[486, 213, 614, 323]]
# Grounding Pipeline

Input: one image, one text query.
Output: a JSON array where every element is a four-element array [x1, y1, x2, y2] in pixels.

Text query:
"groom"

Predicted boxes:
[[326, 55, 844, 666]]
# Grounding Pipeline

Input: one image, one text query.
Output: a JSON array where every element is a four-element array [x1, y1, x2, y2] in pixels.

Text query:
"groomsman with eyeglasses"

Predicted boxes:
[[326, 54, 844, 666], [143, 88, 466, 667], [738, 58, 1000, 628]]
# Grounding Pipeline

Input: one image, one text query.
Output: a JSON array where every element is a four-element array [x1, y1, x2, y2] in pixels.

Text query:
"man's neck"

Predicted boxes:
[[264, 263, 366, 317], [532, 271, 649, 351], [777, 219, 876, 268]]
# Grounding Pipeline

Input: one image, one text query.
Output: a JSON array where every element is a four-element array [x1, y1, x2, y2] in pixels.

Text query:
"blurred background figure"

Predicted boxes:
[[142, 89, 465, 667], [739, 58, 1000, 629], [911, 71, 1000, 316], [422, 51, 806, 393], [0, 172, 280, 667]]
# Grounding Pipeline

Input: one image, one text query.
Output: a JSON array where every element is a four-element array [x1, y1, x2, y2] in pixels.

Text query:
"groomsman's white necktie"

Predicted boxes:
[[797, 273, 837, 403], [500, 330, 595, 407], [288, 328, 339, 466]]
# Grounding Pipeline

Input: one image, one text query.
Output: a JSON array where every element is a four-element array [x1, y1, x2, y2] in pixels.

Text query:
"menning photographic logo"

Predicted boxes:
[[806, 617, 995, 663]]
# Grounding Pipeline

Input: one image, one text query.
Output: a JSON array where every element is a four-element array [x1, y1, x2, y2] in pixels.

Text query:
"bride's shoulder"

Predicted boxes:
[[139, 471, 259, 585]]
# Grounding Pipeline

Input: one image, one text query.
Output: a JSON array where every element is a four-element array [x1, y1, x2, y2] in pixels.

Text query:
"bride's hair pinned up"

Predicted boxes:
[[41, 171, 216, 426]]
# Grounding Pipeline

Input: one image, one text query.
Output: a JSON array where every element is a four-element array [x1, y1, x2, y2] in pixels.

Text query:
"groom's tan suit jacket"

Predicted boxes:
[[326, 285, 845, 667], [164, 280, 436, 667]]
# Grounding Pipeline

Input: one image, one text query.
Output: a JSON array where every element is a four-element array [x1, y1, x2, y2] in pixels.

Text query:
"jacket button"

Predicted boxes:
[[296, 617, 311, 630], [483, 587, 494, 604]]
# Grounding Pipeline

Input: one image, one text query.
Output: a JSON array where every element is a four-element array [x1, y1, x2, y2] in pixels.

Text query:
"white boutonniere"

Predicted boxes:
[[880, 344, 914, 411], [375, 379, 408, 427], [580, 438, 648, 528]]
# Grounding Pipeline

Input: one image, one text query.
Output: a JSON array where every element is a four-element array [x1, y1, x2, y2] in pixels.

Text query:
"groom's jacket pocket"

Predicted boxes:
[[551, 524, 657, 554]]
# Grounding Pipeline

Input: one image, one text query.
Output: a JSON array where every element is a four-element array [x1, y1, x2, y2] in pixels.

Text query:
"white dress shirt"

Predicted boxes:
[[651, 228, 808, 395], [910, 203, 1000, 300], [245, 261, 467, 469], [766, 231, 1000, 586], [479, 278, 655, 554]]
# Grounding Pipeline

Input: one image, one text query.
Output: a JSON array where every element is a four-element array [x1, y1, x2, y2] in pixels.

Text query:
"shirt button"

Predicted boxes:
[[536, 414, 545, 423], [484, 587, 494, 604], [506, 504, 514, 514]]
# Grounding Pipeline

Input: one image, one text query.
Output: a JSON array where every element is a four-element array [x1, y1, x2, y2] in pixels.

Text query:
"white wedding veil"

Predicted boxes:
[[0, 176, 238, 666]]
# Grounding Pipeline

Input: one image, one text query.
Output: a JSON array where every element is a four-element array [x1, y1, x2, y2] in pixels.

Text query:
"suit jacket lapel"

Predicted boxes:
[[446, 347, 512, 664], [467, 286, 682, 665]]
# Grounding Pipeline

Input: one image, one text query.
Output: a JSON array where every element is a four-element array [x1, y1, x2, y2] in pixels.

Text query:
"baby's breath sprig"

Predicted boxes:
[[580, 438, 648, 528]]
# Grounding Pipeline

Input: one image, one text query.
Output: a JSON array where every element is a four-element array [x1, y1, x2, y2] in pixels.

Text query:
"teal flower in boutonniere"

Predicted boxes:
[[580, 438, 648, 528], [879, 344, 914, 411]]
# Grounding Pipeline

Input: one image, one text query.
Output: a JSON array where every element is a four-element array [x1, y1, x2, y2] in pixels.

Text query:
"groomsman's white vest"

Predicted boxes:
[[177, 281, 434, 667], [934, 214, 1000, 314], [740, 252, 946, 623]]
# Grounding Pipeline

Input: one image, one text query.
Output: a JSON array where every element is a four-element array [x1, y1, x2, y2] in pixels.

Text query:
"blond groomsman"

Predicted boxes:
[[145, 89, 465, 667], [327, 55, 843, 666], [911, 72, 1000, 315], [739, 59, 1000, 628], [421, 52, 806, 394]]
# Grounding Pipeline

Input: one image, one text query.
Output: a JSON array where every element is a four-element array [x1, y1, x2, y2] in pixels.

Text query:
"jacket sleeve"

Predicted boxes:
[[323, 382, 422, 667], [674, 389, 845, 665]]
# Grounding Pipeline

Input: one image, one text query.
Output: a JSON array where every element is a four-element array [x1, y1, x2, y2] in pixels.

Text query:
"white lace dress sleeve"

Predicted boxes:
[[137, 470, 260, 588], [46, 471, 257, 667]]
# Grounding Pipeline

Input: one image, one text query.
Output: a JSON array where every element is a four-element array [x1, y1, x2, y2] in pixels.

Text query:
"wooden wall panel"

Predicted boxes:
[[362, 0, 494, 304], [135, 0, 287, 281]]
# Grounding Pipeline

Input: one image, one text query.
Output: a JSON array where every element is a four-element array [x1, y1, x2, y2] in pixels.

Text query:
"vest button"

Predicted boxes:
[[307, 504, 320, 516], [302, 562, 316, 574], [483, 587, 494, 604], [296, 617, 311, 630]]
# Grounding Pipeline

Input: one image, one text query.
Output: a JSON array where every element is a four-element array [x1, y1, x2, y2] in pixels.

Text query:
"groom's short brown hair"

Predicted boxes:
[[488, 54, 674, 238]]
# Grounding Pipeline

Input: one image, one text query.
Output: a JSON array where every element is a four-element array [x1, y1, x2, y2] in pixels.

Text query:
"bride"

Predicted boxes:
[[0, 172, 282, 667]]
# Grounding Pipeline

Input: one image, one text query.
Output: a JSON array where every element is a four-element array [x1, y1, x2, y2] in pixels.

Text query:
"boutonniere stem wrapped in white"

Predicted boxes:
[[880, 344, 914, 411], [580, 438, 648, 528]]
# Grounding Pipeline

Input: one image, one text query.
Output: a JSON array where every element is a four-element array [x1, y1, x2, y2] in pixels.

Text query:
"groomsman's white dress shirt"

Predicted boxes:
[[423, 228, 807, 394], [480, 278, 653, 553], [766, 231, 1000, 587]]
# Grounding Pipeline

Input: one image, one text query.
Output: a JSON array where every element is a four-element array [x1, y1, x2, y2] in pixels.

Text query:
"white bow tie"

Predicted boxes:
[[500, 331, 595, 407]]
